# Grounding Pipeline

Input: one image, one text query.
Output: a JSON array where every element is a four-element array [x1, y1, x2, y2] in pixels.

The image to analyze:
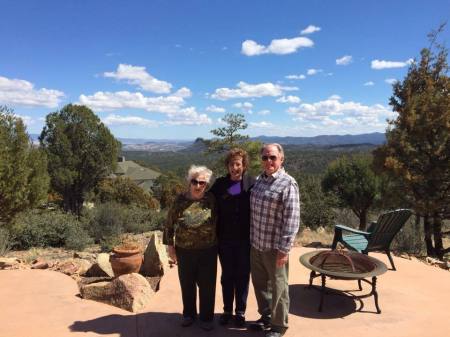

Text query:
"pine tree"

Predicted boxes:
[[0, 106, 49, 223], [374, 26, 450, 258], [40, 104, 121, 215]]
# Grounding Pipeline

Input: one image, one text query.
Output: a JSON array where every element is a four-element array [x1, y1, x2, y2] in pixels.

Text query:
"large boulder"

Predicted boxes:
[[80, 273, 154, 312], [140, 232, 168, 277], [56, 259, 92, 276], [85, 253, 114, 277]]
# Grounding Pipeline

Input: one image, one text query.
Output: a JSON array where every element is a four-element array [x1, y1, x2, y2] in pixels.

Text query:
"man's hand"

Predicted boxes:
[[168, 245, 177, 265], [276, 251, 288, 267]]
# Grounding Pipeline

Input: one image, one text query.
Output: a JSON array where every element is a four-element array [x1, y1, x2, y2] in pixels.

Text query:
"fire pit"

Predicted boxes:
[[299, 249, 387, 313]]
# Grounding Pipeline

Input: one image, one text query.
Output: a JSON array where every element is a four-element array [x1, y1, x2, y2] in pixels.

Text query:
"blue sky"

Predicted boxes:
[[1, 0, 449, 140]]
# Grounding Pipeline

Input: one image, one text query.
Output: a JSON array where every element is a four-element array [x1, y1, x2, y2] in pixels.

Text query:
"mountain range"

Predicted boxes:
[[30, 132, 385, 152]]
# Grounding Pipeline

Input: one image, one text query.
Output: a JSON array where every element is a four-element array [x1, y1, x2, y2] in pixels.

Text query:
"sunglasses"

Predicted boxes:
[[261, 155, 278, 161], [191, 179, 207, 186]]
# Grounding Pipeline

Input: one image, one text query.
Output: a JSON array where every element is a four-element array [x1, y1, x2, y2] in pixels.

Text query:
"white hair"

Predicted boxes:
[[186, 165, 213, 184], [261, 143, 285, 160]]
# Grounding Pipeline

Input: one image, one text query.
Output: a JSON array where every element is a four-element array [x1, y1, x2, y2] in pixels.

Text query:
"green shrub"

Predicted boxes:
[[87, 202, 124, 251], [122, 206, 166, 233], [0, 227, 12, 256], [10, 209, 92, 250]]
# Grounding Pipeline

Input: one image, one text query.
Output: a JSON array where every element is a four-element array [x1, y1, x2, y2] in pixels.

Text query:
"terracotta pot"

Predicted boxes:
[[110, 247, 143, 277]]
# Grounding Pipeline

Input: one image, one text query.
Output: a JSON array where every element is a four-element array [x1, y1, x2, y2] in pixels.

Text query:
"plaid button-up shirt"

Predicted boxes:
[[250, 168, 300, 254]]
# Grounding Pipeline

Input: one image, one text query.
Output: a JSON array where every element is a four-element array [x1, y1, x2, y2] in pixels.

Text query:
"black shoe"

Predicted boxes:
[[248, 316, 271, 331], [219, 313, 232, 325], [199, 320, 214, 331], [234, 314, 246, 327], [181, 316, 195, 327], [265, 330, 282, 337]]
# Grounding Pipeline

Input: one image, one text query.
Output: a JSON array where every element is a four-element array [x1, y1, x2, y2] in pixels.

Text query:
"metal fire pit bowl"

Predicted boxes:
[[300, 249, 388, 313]]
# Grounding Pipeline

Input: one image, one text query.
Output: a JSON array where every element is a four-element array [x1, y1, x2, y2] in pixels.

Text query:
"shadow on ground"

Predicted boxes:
[[70, 312, 260, 337], [289, 284, 357, 319]]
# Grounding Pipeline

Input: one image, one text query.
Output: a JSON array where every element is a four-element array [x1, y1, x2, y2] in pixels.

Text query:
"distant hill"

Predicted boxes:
[[30, 132, 386, 151], [252, 132, 385, 145]]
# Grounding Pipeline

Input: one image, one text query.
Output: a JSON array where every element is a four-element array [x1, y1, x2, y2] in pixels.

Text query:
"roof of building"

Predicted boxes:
[[114, 160, 161, 182]]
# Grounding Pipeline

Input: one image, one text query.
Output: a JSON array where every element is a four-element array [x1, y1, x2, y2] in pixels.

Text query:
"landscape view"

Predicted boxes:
[[0, 1, 449, 337]]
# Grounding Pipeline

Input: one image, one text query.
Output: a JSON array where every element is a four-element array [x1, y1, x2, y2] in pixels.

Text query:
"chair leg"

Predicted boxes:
[[386, 250, 396, 271]]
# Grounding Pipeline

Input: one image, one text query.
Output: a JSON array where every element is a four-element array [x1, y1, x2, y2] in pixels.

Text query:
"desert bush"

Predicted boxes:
[[392, 214, 424, 255], [10, 209, 91, 250], [122, 206, 166, 233], [87, 202, 124, 251], [0, 227, 12, 256]]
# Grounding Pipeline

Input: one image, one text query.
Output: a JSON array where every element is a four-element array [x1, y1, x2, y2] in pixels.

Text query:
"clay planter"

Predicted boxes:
[[110, 247, 143, 277]]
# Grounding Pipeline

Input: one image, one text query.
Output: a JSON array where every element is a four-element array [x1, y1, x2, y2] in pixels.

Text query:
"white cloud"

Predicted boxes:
[[241, 36, 313, 56], [79, 91, 184, 113], [287, 98, 394, 129], [336, 55, 353, 65], [103, 114, 159, 127], [364, 81, 375, 86], [257, 109, 271, 115], [233, 102, 253, 109], [328, 94, 341, 100], [300, 25, 321, 35], [385, 78, 398, 85], [250, 121, 274, 128], [212, 81, 298, 100], [173, 87, 192, 98], [285, 74, 306, 80], [78, 90, 211, 126], [104, 64, 172, 93], [0, 75, 64, 108], [371, 58, 413, 70], [307, 68, 323, 75], [276, 95, 301, 104], [206, 105, 225, 113], [165, 107, 212, 125]]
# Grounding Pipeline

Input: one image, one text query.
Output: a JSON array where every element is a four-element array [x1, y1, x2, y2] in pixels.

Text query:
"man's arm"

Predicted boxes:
[[278, 180, 300, 255]]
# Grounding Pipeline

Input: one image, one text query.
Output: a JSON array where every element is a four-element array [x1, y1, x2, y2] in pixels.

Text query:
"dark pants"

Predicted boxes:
[[218, 240, 251, 315], [176, 245, 218, 322]]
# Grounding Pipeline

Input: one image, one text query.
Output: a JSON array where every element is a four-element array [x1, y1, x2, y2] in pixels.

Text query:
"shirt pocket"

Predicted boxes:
[[264, 188, 282, 201]]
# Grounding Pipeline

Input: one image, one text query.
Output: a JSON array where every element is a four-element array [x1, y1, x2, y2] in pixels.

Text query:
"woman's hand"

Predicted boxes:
[[168, 245, 177, 265]]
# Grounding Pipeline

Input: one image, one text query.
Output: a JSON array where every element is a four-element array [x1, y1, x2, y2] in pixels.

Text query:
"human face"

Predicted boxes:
[[228, 156, 245, 181], [261, 145, 283, 176], [189, 174, 208, 199]]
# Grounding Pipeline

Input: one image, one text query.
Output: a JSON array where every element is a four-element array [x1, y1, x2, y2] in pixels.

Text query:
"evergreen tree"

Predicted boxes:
[[322, 154, 380, 230], [207, 113, 262, 176], [40, 104, 120, 215], [373, 26, 450, 258], [0, 106, 49, 223]]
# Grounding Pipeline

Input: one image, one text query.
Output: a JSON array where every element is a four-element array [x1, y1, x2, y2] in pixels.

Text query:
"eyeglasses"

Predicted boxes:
[[261, 155, 278, 161], [191, 179, 207, 186]]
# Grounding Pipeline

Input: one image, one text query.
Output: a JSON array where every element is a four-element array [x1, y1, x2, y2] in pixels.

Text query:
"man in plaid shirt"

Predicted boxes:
[[249, 143, 300, 337]]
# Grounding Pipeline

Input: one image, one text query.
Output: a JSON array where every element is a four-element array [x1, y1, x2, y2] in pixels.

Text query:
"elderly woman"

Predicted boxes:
[[210, 148, 255, 327], [163, 165, 217, 331]]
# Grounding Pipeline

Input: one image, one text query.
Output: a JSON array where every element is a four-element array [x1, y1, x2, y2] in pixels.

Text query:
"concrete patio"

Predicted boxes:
[[0, 247, 448, 337]]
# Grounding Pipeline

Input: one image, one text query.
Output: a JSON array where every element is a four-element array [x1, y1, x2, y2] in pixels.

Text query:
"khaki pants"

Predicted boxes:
[[250, 247, 289, 333]]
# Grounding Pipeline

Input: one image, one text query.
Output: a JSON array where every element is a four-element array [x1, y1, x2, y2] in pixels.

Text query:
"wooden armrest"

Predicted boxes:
[[335, 224, 370, 236]]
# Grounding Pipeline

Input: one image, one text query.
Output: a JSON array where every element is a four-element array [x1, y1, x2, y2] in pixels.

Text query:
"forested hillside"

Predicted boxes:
[[122, 143, 376, 178]]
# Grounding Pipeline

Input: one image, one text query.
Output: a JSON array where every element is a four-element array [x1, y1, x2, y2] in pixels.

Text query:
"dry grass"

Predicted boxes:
[[296, 228, 334, 248]]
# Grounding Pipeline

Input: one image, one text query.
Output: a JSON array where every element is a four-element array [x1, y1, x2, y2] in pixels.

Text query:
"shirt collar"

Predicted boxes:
[[262, 167, 285, 180]]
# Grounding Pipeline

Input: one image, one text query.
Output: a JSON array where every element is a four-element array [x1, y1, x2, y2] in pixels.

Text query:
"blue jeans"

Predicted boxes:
[[218, 240, 251, 315]]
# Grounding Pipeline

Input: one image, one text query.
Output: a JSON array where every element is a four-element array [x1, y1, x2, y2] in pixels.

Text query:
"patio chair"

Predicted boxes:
[[331, 209, 412, 271]]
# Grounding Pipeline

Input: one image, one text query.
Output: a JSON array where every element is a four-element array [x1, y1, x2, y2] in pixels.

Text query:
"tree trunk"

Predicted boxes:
[[423, 214, 435, 257], [359, 209, 367, 230], [432, 214, 444, 260]]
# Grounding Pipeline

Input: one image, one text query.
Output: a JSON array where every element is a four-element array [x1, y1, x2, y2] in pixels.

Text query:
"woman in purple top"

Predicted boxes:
[[210, 148, 255, 327]]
